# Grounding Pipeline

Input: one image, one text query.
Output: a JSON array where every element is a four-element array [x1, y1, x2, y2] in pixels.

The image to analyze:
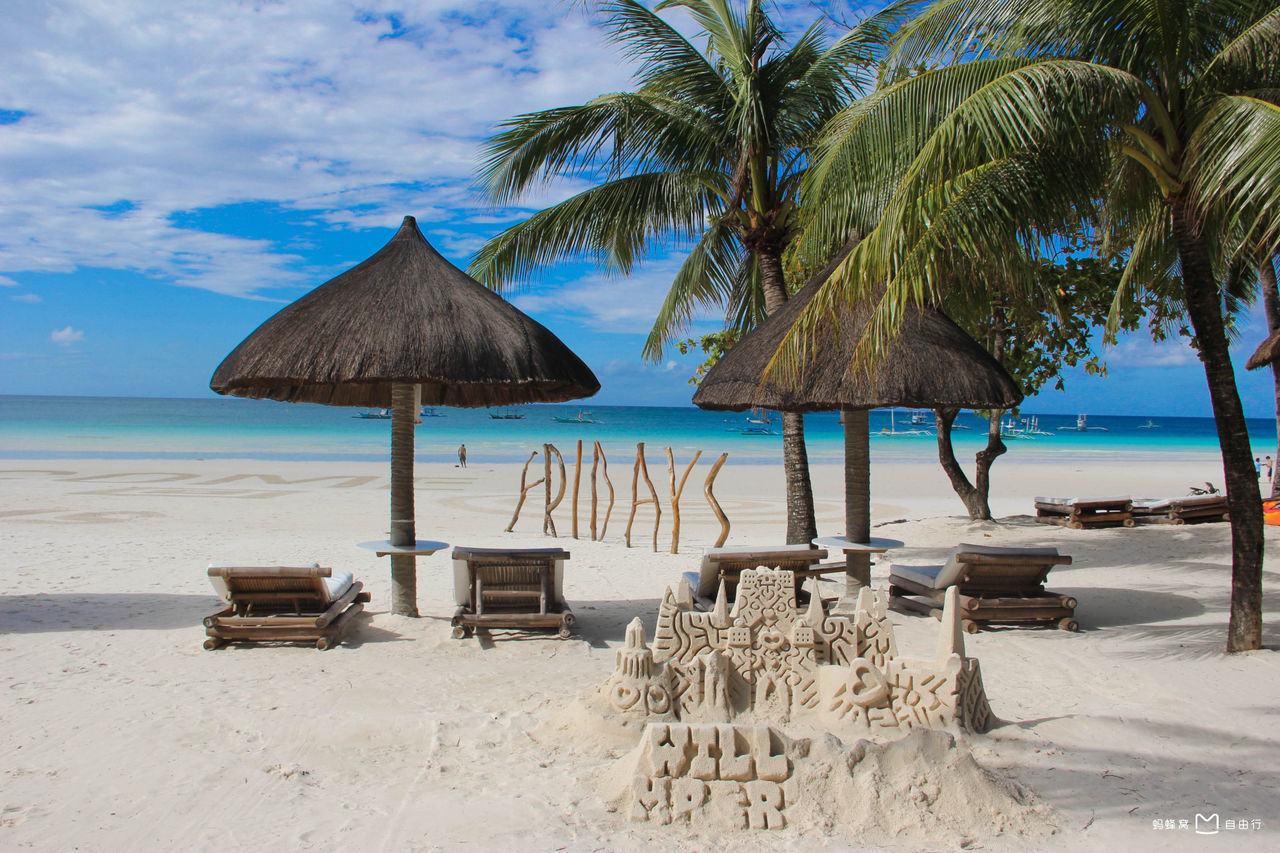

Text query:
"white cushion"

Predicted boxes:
[[894, 543, 1061, 590], [1034, 496, 1128, 506], [206, 563, 348, 603], [322, 572, 353, 603]]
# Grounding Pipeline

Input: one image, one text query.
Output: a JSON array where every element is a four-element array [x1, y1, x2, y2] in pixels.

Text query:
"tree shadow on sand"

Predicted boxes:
[[983, 715, 1280, 828], [0, 592, 216, 633]]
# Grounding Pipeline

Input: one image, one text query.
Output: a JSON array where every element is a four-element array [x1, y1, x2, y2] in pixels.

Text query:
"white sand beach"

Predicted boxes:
[[2, 454, 1278, 851]]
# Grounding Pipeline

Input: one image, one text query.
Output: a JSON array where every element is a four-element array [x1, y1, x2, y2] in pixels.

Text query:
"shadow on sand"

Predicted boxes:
[[0, 592, 216, 633]]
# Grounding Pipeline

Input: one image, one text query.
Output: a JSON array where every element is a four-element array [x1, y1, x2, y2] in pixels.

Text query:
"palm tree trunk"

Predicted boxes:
[[1260, 257, 1280, 499], [390, 382, 419, 617], [1172, 199, 1262, 652], [757, 246, 818, 544]]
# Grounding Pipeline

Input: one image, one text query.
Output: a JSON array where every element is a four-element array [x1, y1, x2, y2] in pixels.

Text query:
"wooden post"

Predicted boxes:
[[589, 443, 599, 540], [572, 440, 582, 539], [506, 450, 545, 533], [543, 444, 552, 535], [543, 443, 566, 537], [704, 452, 730, 548], [624, 442, 661, 550], [667, 448, 702, 554], [844, 409, 871, 591], [598, 441, 614, 540], [389, 382, 419, 617]]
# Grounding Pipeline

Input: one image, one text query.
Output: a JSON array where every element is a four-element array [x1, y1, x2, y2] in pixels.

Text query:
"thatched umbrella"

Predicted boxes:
[[211, 216, 599, 616], [693, 253, 1021, 604]]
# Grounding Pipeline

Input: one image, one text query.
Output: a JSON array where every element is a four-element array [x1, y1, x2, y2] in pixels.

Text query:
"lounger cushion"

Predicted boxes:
[[1132, 495, 1226, 511], [322, 572, 354, 602], [206, 563, 350, 603], [892, 543, 1062, 590], [696, 544, 824, 597], [1034, 496, 1129, 506]]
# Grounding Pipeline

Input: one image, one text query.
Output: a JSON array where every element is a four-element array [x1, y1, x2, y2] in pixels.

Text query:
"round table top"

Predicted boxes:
[[357, 539, 449, 557], [811, 535, 903, 553]]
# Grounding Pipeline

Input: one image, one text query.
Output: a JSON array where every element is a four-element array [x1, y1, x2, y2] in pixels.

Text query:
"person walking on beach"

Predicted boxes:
[[458, 444, 467, 468], [1255, 457, 1262, 479], [1267, 457, 1274, 482]]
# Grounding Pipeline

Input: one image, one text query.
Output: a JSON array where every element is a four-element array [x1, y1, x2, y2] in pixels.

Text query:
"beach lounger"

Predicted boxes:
[[1131, 495, 1230, 525], [203, 563, 370, 650], [1034, 496, 1134, 529], [888, 544, 1077, 633], [450, 547, 574, 639], [682, 544, 833, 605]]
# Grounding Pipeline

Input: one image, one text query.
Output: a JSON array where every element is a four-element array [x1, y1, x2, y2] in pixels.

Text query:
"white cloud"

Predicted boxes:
[[1104, 335, 1197, 368], [0, 275, 18, 286], [10, 292, 40, 303], [0, 1, 637, 297], [50, 326, 85, 346]]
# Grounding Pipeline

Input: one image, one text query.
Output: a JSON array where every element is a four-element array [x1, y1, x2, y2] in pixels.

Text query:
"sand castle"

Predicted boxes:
[[600, 568, 992, 734], [597, 568, 996, 828]]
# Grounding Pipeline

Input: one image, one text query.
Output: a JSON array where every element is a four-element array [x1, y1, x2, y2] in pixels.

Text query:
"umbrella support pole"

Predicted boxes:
[[389, 383, 420, 617], [832, 409, 871, 615]]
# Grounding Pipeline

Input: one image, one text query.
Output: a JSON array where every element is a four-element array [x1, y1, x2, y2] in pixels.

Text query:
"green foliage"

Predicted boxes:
[[783, 0, 1280, 384], [957, 248, 1143, 406], [675, 329, 741, 384]]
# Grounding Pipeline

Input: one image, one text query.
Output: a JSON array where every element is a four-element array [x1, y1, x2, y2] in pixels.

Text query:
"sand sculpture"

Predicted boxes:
[[600, 568, 993, 735], [622, 723, 794, 828], [600, 569, 995, 828]]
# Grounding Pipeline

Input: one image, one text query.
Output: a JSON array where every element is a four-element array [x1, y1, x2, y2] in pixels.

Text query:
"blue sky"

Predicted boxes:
[[0, 1, 1276, 417]]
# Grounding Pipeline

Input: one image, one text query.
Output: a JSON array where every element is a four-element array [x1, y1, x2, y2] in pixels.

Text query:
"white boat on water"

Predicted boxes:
[[354, 409, 391, 419], [740, 409, 779, 435], [879, 407, 932, 437], [1058, 414, 1108, 432]]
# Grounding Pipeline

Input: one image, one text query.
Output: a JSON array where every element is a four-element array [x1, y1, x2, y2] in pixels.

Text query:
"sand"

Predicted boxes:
[[1, 452, 1278, 851]]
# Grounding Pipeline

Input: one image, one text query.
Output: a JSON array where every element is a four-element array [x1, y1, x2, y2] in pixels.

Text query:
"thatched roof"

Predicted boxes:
[[211, 217, 600, 408], [1247, 329, 1280, 371], [692, 252, 1023, 413]]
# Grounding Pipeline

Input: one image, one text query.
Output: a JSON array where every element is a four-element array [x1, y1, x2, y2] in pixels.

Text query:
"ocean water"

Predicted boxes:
[[1, 395, 1275, 465]]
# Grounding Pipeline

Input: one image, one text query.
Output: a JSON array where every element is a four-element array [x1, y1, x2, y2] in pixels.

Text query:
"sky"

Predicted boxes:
[[0, 0, 1276, 418]]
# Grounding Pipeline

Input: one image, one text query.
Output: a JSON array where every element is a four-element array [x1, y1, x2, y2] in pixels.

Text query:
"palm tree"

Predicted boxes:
[[468, 0, 911, 543], [792, 0, 1280, 651]]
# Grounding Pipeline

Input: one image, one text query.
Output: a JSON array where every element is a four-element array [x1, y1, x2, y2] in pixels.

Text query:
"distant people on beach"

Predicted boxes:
[[458, 444, 467, 468], [1267, 456, 1274, 481], [1255, 457, 1262, 478]]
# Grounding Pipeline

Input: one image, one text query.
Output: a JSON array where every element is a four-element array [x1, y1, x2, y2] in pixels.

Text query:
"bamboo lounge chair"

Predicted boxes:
[[1034, 495, 1134, 529], [888, 544, 1077, 633], [1131, 495, 1230, 524], [450, 547, 574, 639], [204, 564, 370, 650], [682, 544, 833, 605]]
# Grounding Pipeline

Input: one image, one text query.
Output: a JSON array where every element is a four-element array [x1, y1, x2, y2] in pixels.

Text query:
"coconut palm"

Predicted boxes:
[[792, 0, 1280, 651], [468, 0, 916, 543]]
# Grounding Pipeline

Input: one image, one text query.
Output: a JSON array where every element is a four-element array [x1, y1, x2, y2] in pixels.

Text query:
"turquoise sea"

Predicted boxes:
[[1, 395, 1275, 465]]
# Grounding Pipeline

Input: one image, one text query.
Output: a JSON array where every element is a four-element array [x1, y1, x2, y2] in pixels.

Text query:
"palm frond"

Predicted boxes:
[[1189, 94, 1280, 257], [477, 93, 723, 203], [468, 172, 720, 288], [642, 217, 744, 358]]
